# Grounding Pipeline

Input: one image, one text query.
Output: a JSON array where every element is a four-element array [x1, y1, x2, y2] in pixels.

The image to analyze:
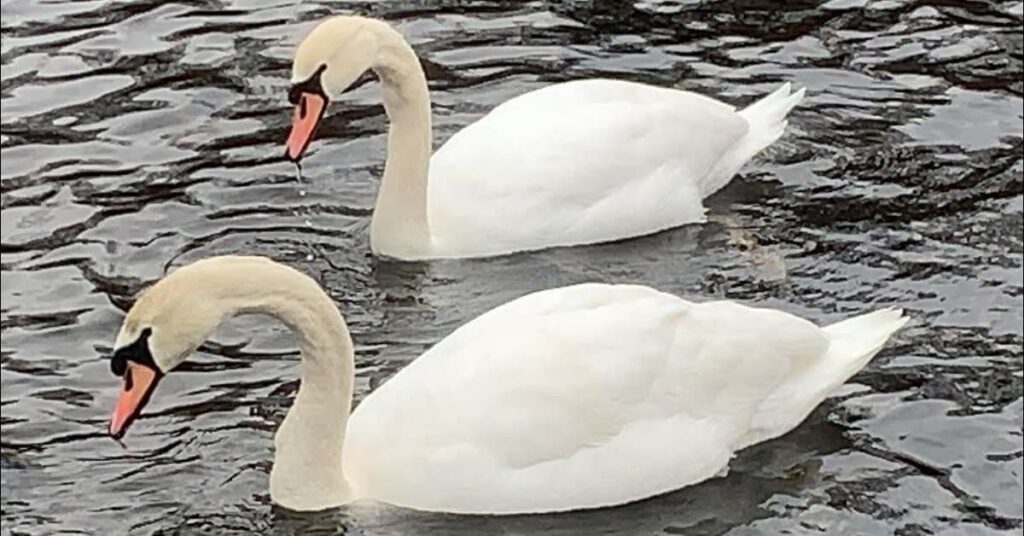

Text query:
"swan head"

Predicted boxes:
[[106, 259, 237, 439], [285, 16, 381, 161]]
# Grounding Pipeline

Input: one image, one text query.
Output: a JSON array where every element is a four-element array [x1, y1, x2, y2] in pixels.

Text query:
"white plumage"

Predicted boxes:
[[427, 80, 804, 258], [343, 283, 907, 513]]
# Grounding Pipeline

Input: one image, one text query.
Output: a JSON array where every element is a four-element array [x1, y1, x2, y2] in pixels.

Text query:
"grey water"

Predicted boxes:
[[1, 0, 1022, 535]]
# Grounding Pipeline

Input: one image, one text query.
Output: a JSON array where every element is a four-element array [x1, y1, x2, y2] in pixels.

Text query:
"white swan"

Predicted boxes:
[[283, 16, 805, 260], [107, 256, 907, 514]]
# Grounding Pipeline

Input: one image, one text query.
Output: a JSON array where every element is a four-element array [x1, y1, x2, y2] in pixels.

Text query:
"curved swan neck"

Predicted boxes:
[[365, 21, 433, 258], [185, 258, 356, 509]]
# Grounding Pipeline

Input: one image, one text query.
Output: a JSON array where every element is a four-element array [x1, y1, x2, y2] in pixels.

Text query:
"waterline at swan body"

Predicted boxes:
[[285, 16, 805, 260], [106, 256, 907, 514]]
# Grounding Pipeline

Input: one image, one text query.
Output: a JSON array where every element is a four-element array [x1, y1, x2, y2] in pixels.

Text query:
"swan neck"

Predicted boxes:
[[368, 24, 433, 258], [214, 262, 356, 509]]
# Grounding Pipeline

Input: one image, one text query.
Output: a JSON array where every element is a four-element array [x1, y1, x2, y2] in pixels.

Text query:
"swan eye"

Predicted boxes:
[[111, 327, 154, 376], [288, 64, 328, 105]]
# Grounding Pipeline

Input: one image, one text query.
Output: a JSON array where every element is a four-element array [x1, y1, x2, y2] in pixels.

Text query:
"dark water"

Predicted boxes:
[[2, 0, 1022, 534]]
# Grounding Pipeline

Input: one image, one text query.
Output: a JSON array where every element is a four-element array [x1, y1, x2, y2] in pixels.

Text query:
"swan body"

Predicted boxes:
[[107, 256, 907, 514], [284, 17, 805, 260]]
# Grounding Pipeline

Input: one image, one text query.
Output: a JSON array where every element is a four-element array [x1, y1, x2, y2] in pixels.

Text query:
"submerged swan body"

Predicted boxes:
[[107, 256, 907, 514], [284, 16, 806, 260]]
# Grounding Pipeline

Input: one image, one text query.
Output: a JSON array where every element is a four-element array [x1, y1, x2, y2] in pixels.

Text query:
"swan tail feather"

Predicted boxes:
[[820, 307, 909, 382], [738, 308, 907, 450], [736, 82, 806, 153], [792, 307, 908, 418], [700, 83, 805, 197]]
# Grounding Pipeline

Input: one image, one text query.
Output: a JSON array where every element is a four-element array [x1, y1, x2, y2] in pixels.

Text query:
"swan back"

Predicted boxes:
[[342, 284, 900, 513], [426, 80, 749, 257]]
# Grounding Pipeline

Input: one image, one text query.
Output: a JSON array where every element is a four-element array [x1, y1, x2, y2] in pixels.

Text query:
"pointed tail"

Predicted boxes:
[[736, 82, 806, 152], [821, 307, 909, 382], [737, 307, 908, 450], [702, 83, 806, 197]]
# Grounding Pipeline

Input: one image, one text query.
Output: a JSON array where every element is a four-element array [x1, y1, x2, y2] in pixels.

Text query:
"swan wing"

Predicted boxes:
[[426, 79, 749, 257], [344, 284, 832, 513]]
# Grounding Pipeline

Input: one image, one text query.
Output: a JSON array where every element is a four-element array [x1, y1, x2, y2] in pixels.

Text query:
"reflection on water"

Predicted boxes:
[[1, 0, 1021, 534]]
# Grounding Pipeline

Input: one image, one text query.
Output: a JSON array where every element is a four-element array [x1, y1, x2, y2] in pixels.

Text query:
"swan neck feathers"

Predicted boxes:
[[120, 256, 356, 510], [368, 19, 433, 258], [294, 16, 433, 258]]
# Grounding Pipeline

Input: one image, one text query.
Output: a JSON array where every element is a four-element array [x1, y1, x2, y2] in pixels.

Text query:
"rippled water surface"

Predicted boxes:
[[2, 0, 1022, 534]]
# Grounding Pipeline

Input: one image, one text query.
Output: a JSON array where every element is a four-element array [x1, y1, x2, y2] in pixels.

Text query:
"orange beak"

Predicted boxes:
[[285, 92, 327, 162], [109, 361, 160, 439]]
